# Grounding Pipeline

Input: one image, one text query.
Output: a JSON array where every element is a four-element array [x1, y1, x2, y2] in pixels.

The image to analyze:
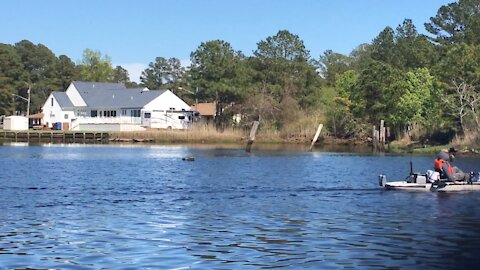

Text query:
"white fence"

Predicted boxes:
[[73, 116, 142, 125], [69, 114, 192, 131], [70, 117, 143, 131]]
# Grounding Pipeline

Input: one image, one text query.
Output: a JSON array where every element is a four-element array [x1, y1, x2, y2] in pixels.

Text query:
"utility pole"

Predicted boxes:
[[195, 87, 198, 107], [26, 84, 31, 119], [12, 84, 31, 128]]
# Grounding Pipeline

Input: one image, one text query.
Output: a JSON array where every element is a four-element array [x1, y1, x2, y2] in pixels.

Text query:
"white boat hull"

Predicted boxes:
[[379, 174, 480, 192], [383, 181, 430, 191], [431, 182, 480, 192]]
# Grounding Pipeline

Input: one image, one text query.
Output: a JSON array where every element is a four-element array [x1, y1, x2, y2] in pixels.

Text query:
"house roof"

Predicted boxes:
[[191, 102, 216, 116], [71, 81, 167, 108], [85, 88, 166, 108], [52, 92, 74, 108], [72, 81, 126, 91], [29, 113, 44, 119]]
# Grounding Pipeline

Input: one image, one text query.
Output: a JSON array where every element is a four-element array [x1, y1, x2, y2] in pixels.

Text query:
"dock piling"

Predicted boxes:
[[309, 124, 323, 151], [245, 121, 260, 153]]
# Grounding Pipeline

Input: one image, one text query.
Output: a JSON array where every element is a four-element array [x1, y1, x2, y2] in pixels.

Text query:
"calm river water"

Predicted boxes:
[[1, 143, 480, 269]]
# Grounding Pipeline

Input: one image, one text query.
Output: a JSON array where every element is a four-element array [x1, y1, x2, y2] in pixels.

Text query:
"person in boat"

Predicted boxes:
[[434, 147, 466, 182]]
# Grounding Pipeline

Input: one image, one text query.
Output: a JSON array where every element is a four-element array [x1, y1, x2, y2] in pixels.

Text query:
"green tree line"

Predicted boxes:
[[1, 0, 479, 143]]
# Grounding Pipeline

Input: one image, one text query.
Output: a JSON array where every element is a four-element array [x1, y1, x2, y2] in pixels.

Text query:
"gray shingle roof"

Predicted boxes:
[[86, 88, 166, 108], [71, 81, 166, 108], [73, 81, 126, 92], [47, 81, 172, 109], [52, 92, 74, 108]]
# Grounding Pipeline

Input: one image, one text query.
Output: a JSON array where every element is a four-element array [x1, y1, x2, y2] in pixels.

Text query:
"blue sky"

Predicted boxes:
[[1, 0, 452, 82]]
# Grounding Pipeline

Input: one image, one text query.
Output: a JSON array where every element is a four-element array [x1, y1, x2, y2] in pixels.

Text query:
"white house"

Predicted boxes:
[[41, 81, 194, 131]]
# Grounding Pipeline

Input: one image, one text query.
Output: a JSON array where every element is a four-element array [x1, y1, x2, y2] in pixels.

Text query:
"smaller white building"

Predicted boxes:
[[3, 116, 28, 131], [41, 81, 195, 131]]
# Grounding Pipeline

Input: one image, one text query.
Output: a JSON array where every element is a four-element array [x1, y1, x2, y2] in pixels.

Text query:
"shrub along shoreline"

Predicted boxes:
[[108, 126, 480, 155], [2, 126, 478, 155]]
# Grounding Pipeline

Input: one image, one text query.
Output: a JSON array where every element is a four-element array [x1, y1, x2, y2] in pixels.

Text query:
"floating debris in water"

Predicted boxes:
[[182, 156, 195, 161]]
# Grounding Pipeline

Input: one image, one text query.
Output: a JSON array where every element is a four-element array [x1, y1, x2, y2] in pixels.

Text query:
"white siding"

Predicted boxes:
[[76, 123, 146, 132], [65, 83, 87, 106], [142, 90, 192, 129], [143, 90, 190, 112], [41, 94, 74, 128]]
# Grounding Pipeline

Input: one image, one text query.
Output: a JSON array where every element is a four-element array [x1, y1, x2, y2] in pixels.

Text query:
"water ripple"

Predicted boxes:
[[1, 145, 480, 269]]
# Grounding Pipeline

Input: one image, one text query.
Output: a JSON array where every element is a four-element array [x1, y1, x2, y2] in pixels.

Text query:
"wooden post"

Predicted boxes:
[[372, 120, 387, 152], [245, 121, 260, 153], [379, 120, 385, 145], [309, 124, 323, 151]]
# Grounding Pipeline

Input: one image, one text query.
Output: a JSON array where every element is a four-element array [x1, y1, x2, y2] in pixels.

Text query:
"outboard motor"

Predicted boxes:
[[378, 174, 386, 187]]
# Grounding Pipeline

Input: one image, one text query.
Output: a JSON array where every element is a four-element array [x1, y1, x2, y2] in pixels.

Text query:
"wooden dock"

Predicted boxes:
[[0, 131, 110, 144]]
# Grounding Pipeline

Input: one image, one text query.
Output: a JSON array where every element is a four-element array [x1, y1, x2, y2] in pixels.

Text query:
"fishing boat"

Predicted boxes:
[[378, 162, 480, 192]]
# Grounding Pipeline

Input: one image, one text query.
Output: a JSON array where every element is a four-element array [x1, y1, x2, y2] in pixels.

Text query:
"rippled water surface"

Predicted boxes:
[[1, 143, 480, 269]]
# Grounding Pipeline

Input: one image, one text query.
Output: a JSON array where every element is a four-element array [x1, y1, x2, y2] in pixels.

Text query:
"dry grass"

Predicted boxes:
[[451, 131, 480, 150], [411, 131, 480, 154], [108, 122, 301, 144], [109, 124, 248, 143], [278, 111, 326, 143]]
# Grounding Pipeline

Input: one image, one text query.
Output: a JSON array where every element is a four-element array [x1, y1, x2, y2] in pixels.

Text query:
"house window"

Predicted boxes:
[[178, 115, 185, 120], [64, 114, 69, 119], [51, 98, 54, 107], [144, 112, 151, 119], [122, 109, 127, 116], [169, 107, 175, 111], [131, 109, 140, 117], [91, 110, 98, 117], [76, 110, 86, 117], [100, 110, 116, 117]]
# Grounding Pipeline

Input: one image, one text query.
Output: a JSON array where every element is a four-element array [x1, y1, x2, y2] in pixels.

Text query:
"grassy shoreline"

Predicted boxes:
[[388, 140, 480, 156], [106, 130, 480, 156], [2, 127, 479, 155]]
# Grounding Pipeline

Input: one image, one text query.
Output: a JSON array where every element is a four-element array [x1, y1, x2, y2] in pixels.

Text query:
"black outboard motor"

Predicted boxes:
[[378, 174, 386, 187]]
